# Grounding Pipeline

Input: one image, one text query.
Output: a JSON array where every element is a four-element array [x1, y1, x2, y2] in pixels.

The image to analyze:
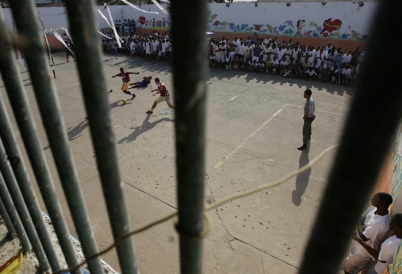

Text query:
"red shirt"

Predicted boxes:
[[120, 72, 131, 83], [158, 82, 170, 96]]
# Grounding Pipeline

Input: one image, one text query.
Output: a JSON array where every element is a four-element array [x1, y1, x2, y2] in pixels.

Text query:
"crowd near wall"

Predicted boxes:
[[2, 2, 377, 50]]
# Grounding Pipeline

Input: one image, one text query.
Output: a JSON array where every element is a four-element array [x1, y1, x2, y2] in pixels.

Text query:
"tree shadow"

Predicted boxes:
[[118, 115, 174, 144], [292, 146, 311, 206]]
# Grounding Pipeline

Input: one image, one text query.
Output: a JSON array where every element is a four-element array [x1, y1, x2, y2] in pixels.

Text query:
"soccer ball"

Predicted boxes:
[[122, 99, 128, 104]]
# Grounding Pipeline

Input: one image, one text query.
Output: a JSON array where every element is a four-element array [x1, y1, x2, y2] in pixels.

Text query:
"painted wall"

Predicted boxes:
[[390, 124, 402, 274], [206, 2, 378, 41], [2, 2, 377, 42]]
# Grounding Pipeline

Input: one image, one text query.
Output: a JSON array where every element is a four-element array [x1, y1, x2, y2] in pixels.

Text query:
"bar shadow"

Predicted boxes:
[[292, 146, 311, 206], [0, 235, 13, 248], [118, 115, 173, 144]]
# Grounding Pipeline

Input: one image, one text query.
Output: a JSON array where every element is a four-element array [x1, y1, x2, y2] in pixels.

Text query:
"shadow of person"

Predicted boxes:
[[66, 118, 89, 141], [0, 235, 13, 248], [118, 114, 173, 144], [292, 146, 311, 206]]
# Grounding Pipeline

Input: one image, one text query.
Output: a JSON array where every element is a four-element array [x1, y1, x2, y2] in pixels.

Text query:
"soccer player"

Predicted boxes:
[[130, 76, 152, 88], [146, 78, 175, 114], [111, 67, 139, 100]]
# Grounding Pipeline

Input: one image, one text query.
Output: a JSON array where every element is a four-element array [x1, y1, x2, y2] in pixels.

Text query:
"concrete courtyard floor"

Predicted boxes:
[[0, 52, 353, 273]]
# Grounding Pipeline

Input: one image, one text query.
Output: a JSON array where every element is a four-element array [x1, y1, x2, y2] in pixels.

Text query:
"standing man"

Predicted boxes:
[[111, 67, 139, 100], [146, 78, 175, 114], [298, 89, 315, 151]]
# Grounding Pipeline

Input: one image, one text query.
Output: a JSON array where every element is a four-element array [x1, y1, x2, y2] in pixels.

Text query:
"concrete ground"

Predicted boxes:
[[0, 51, 353, 273]]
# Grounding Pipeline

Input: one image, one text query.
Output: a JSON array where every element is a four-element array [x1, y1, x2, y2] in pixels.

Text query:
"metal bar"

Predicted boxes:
[[0, 194, 17, 238], [171, 0, 208, 273], [63, 0, 138, 273], [0, 6, 103, 274], [299, 1, 402, 273], [0, 11, 81, 274], [0, 175, 30, 252], [0, 102, 59, 271], [0, 140, 48, 266]]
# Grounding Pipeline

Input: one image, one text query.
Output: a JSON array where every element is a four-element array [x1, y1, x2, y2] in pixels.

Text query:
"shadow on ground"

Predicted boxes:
[[292, 146, 311, 206]]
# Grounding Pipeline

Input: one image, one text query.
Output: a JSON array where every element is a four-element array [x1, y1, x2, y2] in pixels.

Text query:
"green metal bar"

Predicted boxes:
[[0, 141, 48, 265], [0, 174, 30, 252], [299, 1, 402, 273], [0, 194, 17, 238], [0, 7, 103, 274], [171, 0, 207, 273], [63, 0, 138, 273], [0, 105, 59, 271], [0, 9, 81, 274]]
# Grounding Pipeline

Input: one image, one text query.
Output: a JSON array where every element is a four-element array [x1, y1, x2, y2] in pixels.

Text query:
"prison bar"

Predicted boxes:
[[0, 140, 48, 269], [8, 0, 106, 273], [170, 0, 208, 273], [0, 192, 18, 243], [63, 0, 138, 273]]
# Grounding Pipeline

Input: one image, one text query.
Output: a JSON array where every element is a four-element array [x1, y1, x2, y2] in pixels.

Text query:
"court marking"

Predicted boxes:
[[214, 104, 288, 169]]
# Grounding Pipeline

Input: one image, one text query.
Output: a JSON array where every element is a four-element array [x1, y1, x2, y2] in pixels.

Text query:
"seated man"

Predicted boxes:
[[353, 213, 402, 274], [130, 76, 152, 88], [341, 192, 393, 274], [305, 67, 317, 81]]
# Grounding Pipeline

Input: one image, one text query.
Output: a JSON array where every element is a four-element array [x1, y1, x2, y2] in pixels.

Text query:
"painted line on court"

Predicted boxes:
[[214, 104, 288, 169], [228, 94, 241, 101]]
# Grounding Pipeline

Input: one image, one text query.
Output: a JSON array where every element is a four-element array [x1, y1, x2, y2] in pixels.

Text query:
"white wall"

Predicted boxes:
[[2, 2, 378, 40]]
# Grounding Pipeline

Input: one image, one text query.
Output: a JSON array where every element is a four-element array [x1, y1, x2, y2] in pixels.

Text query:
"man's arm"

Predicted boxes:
[[128, 72, 140, 75], [357, 224, 370, 241], [353, 237, 386, 262]]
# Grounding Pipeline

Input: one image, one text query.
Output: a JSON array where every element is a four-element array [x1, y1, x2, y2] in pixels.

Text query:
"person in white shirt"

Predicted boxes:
[[341, 65, 352, 85], [279, 57, 288, 74], [341, 192, 393, 274], [305, 67, 317, 81], [353, 213, 402, 274], [297, 89, 315, 150], [161, 40, 167, 60], [277, 46, 284, 62], [130, 41, 135, 59], [271, 56, 279, 74]]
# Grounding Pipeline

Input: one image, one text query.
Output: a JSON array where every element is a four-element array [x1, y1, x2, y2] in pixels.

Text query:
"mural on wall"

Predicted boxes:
[[391, 124, 402, 274], [207, 10, 367, 41], [136, 15, 170, 29]]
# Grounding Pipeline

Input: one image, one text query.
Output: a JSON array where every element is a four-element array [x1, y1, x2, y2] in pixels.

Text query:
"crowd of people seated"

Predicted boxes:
[[99, 30, 365, 87], [209, 35, 365, 86]]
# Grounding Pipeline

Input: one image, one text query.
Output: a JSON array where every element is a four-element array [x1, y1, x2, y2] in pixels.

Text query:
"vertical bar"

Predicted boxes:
[[171, 0, 207, 273], [0, 140, 49, 269], [0, 9, 81, 274], [0, 175, 30, 252], [0, 195, 17, 237], [0, 7, 103, 274], [63, 1, 138, 273], [299, 1, 402, 273], [0, 104, 59, 271]]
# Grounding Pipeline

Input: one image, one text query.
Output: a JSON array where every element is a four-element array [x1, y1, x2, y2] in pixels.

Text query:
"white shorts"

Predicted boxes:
[[252, 56, 259, 62], [340, 248, 372, 274], [156, 96, 171, 104]]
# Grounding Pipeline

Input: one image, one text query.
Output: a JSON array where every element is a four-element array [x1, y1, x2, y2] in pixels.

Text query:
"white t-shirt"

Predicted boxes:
[[306, 70, 317, 76], [353, 206, 391, 258], [238, 45, 245, 55], [342, 68, 352, 76], [374, 235, 401, 274]]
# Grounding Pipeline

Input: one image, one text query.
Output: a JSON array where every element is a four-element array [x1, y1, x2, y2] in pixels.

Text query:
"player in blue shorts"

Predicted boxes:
[[130, 76, 152, 88]]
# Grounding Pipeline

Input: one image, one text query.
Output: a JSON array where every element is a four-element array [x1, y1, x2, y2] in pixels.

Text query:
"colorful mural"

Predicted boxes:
[[207, 10, 368, 41], [391, 124, 402, 274]]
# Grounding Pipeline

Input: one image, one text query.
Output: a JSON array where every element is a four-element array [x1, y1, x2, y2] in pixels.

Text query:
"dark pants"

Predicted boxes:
[[303, 116, 315, 144]]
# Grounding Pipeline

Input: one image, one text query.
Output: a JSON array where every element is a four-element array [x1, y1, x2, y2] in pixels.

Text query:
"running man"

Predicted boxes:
[[111, 67, 139, 100], [146, 78, 175, 114], [130, 76, 152, 88]]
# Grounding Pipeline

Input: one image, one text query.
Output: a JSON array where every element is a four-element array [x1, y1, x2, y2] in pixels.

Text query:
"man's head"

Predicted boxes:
[[120, 67, 124, 73], [371, 192, 393, 209], [304, 89, 312, 98], [148, 76, 152, 80], [155, 77, 160, 84], [390, 214, 402, 236]]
